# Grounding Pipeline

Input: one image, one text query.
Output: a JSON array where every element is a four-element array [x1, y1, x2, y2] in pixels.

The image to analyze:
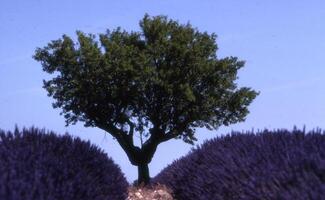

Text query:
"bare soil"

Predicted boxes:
[[127, 183, 174, 200]]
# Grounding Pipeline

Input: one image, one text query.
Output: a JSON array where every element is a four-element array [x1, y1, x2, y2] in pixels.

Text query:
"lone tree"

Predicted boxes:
[[34, 14, 258, 185]]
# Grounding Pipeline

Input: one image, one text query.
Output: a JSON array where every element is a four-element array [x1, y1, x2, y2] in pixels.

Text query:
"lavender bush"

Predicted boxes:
[[154, 129, 325, 200], [0, 127, 128, 200]]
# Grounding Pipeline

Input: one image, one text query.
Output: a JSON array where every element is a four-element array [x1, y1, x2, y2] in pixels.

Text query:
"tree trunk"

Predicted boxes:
[[137, 163, 150, 185]]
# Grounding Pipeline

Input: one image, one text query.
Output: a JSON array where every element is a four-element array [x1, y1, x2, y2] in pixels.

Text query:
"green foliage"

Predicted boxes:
[[34, 14, 258, 184]]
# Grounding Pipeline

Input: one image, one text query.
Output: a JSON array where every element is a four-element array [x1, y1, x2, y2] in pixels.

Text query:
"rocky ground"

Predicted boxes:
[[127, 184, 174, 200]]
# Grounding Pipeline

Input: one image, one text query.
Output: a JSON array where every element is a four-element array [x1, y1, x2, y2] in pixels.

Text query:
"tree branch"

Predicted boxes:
[[160, 117, 193, 143], [126, 118, 135, 145], [95, 121, 141, 164]]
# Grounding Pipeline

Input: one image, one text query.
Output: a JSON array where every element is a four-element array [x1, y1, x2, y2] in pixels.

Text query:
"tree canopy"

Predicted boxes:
[[34, 14, 258, 184]]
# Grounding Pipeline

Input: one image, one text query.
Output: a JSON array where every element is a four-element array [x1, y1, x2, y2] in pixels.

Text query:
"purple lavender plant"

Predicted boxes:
[[154, 129, 325, 200], [0, 127, 128, 200]]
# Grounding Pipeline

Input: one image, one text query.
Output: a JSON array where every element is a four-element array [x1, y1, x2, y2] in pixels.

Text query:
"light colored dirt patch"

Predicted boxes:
[[127, 183, 174, 200]]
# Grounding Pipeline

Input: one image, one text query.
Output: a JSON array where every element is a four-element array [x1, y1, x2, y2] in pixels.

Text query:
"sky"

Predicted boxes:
[[1, 0, 325, 182]]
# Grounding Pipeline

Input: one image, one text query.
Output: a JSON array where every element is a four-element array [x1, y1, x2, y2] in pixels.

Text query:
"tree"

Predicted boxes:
[[34, 14, 258, 185]]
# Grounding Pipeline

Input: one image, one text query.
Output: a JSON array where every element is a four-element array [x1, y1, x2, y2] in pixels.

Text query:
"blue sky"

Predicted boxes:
[[1, 0, 325, 182]]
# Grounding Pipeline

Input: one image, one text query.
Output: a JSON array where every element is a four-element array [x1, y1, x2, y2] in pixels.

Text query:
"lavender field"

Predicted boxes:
[[0, 127, 324, 199]]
